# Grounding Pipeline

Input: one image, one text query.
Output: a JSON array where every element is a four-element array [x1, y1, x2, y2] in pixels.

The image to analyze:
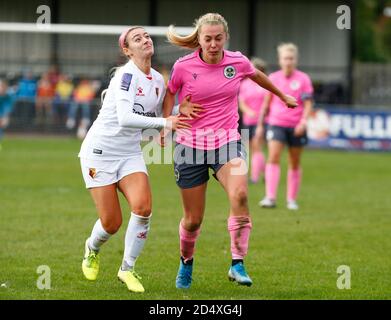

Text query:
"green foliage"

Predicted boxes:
[[355, 0, 391, 62]]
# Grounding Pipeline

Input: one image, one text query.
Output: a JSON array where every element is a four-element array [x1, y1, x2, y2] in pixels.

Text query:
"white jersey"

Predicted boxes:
[[79, 60, 166, 160]]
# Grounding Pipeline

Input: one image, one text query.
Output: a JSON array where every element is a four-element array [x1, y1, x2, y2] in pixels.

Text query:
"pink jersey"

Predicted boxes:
[[167, 49, 256, 150], [239, 77, 268, 126], [267, 69, 313, 128]]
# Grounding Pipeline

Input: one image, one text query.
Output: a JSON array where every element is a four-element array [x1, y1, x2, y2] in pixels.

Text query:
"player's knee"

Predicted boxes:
[[183, 217, 202, 231], [132, 204, 152, 217], [289, 163, 300, 170], [101, 216, 122, 234], [268, 155, 280, 164], [230, 186, 248, 207]]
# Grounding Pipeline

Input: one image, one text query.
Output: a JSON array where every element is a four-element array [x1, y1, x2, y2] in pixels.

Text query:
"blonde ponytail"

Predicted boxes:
[[167, 13, 229, 49]]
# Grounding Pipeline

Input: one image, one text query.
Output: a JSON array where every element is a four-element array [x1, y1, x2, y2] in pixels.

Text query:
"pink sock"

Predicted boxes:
[[265, 163, 280, 200], [287, 168, 302, 202], [179, 221, 200, 262], [251, 152, 265, 183], [227, 216, 252, 260]]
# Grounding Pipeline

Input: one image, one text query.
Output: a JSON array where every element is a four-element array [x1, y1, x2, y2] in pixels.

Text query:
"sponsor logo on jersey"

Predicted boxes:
[[133, 103, 156, 117], [136, 87, 145, 96], [120, 73, 133, 91], [224, 65, 236, 79], [93, 148, 102, 154], [89, 168, 97, 178], [290, 80, 301, 90]]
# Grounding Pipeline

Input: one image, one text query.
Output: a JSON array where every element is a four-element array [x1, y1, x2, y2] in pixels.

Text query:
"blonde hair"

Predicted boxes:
[[167, 13, 229, 49], [277, 43, 299, 57], [250, 57, 267, 73]]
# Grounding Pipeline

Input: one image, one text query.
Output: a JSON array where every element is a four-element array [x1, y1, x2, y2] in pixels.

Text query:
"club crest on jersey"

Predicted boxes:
[[89, 168, 97, 179], [224, 66, 236, 79], [120, 73, 133, 91], [192, 73, 198, 80], [290, 80, 301, 90]]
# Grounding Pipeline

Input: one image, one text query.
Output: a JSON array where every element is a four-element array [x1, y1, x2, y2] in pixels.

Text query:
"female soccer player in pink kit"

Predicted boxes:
[[256, 43, 314, 211], [162, 13, 297, 289], [238, 58, 268, 184]]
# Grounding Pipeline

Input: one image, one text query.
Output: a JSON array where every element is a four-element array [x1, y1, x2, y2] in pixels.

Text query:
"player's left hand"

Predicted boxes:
[[179, 95, 204, 119], [294, 122, 306, 137]]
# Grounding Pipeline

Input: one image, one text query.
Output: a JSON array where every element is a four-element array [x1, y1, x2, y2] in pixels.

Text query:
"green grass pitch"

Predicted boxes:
[[0, 137, 390, 300]]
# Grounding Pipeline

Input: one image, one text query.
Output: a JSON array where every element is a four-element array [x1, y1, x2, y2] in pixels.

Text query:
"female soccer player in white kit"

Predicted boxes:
[[78, 26, 194, 293]]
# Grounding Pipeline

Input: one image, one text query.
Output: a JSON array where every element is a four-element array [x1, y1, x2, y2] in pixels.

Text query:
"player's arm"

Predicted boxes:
[[115, 74, 189, 130], [255, 93, 272, 139], [294, 75, 314, 136], [162, 89, 176, 118], [249, 69, 297, 109], [294, 98, 313, 137], [163, 89, 203, 119]]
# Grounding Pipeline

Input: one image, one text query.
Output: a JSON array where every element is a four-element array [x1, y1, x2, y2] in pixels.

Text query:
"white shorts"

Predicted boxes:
[[80, 155, 148, 189]]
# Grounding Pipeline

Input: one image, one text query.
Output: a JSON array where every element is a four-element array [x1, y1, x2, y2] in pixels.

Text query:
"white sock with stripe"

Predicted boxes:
[[88, 219, 111, 252], [121, 212, 151, 271]]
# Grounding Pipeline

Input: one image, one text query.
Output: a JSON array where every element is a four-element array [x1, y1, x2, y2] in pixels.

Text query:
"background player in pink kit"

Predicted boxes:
[[162, 13, 297, 289], [256, 43, 314, 210], [238, 58, 268, 184]]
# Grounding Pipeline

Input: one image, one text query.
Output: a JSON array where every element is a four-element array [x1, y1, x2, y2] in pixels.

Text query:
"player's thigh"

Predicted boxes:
[[266, 126, 286, 163], [118, 172, 152, 217], [216, 158, 249, 213], [89, 184, 122, 233], [287, 146, 303, 169], [180, 183, 207, 230]]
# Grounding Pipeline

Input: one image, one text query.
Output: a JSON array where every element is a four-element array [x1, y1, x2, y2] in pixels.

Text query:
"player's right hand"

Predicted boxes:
[[166, 115, 192, 130], [283, 94, 298, 109], [179, 95, 204, 119]]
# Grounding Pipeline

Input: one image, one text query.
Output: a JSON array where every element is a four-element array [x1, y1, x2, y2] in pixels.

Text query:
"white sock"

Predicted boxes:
[[88, 219, 111, 252], [122, 212, 151, 271]]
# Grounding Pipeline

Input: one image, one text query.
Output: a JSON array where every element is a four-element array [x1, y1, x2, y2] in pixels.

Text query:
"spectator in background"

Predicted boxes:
[[0, 79, 14, 150], [15, 70, 37, 125], [53, 74, 74, 125], [36, 72, 55, 125], [66, 78, 96, 139], [47, 65, 60, 86]]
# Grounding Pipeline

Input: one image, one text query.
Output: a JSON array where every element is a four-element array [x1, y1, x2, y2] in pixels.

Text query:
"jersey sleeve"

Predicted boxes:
[[240, 54, 257, 78], [114, 69, 138, 104], [301, 74, 314, 100], [167, 61, 182, 95], [114, 69, 166, 129]]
